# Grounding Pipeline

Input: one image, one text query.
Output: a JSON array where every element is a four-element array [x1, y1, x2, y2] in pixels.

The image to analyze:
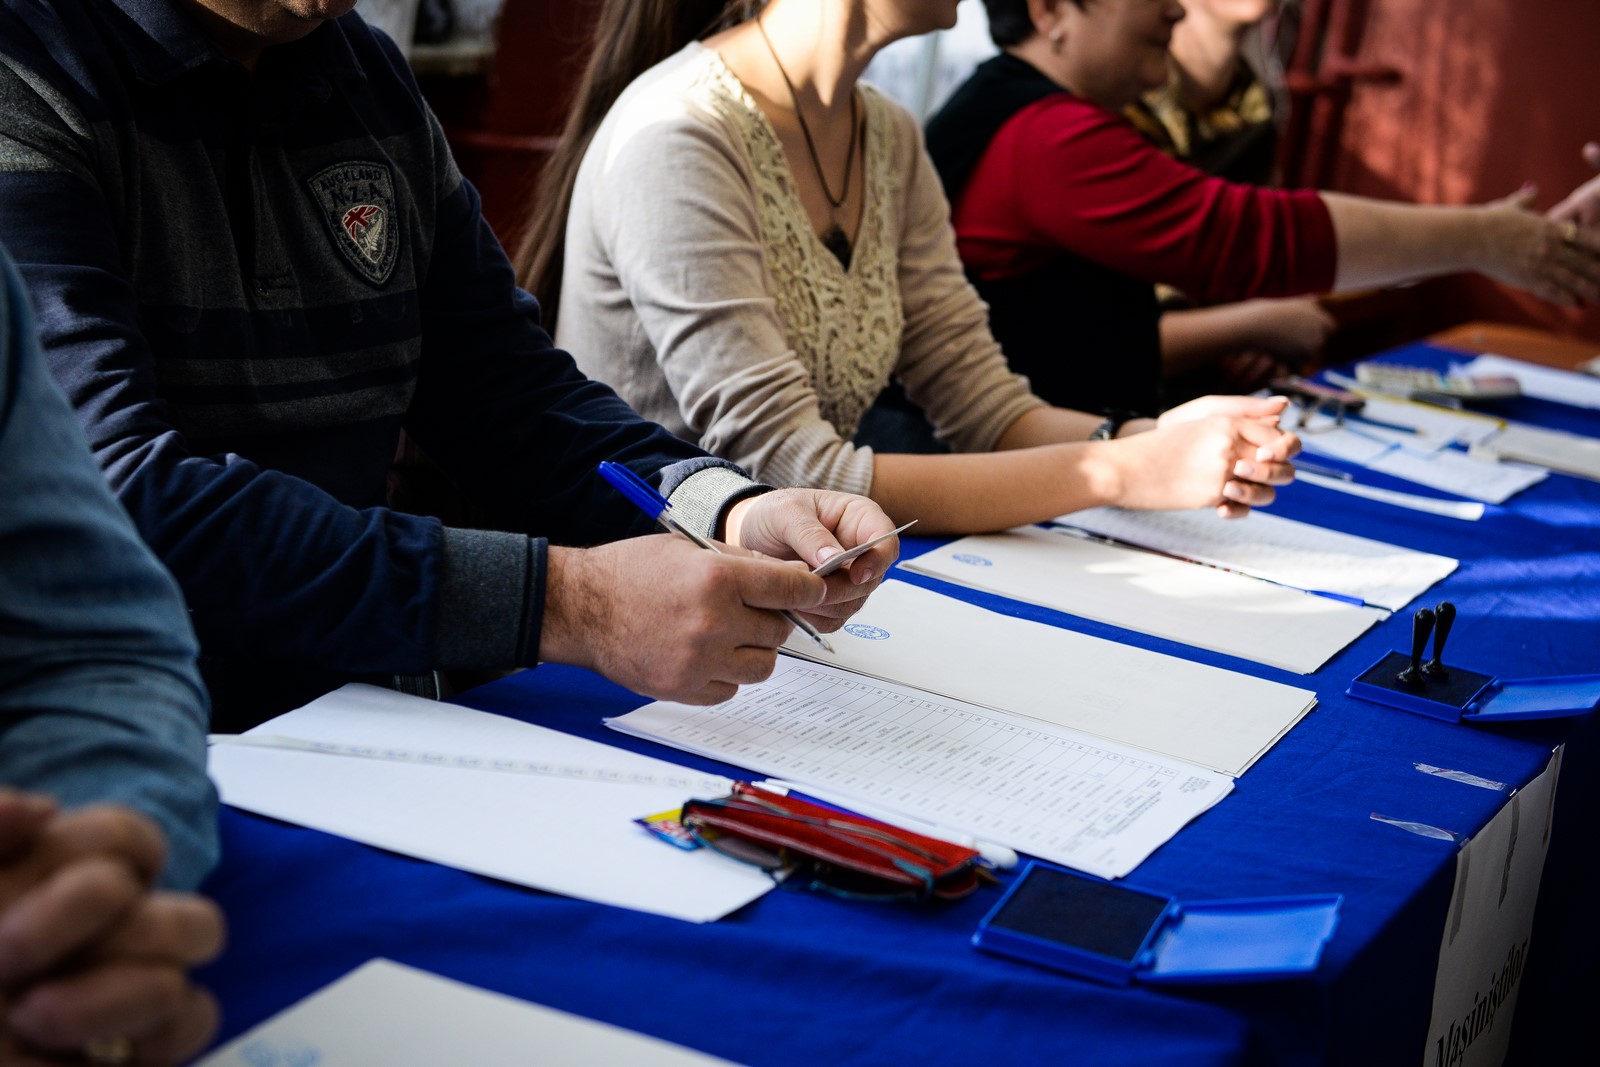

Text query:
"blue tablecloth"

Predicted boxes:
[[195, 344, 1600, 1066]]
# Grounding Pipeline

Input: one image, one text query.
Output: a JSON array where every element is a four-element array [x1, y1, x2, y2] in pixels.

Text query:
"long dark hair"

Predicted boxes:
[[514, 0, 758, 330]]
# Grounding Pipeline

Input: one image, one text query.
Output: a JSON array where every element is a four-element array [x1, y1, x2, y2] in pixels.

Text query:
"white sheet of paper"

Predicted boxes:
[[781, 580, 1313, 776], [898, 525, 1383, 674], [1365, 447, 1547, 504], [1461, 353, 1600, 410], [1050, 507, 1457, 611], [206, 684, 774, 923], [1295, 471, 1485, 521], [1470, 422, 1600, 481], [195, 958, 739, 1067], [609, 657, 1234, 879]]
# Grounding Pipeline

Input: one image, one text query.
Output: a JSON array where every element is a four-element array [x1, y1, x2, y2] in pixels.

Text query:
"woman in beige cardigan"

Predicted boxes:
[[518, 0, 1302, 535]]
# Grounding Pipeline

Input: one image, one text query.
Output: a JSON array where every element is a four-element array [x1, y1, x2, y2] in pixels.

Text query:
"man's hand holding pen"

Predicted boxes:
[[541, 485, 902, 705]]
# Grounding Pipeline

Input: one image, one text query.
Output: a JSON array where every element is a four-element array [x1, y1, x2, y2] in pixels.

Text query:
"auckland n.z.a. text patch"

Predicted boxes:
[[308, 161, 399, 286]]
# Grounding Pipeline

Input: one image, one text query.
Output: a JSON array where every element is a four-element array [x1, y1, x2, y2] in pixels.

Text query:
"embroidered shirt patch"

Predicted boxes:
[[308, 161, 399, 286]]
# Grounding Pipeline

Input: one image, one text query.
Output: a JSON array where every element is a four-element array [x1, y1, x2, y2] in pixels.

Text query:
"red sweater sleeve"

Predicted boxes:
[[952, 94, 1337, 302]]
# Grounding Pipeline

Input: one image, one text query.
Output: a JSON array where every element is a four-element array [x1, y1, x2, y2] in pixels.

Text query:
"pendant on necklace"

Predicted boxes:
[[821, 224, 853, 269]]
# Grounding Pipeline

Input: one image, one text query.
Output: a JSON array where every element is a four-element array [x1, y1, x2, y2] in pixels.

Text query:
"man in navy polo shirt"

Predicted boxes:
[[0, 0, 900, 727]]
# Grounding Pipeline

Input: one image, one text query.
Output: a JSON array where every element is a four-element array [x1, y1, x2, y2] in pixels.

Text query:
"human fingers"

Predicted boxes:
[[1233, 417, 1301, 459], [1221, 477, 1277, 508], [1160, 393, 1288, 427], [736, 489, 901, 585], [6, 960, 212, 1064], [0, 856, 143, 986], [1231, 456, 1296, 487], [727, 554, 827, 614], [92, 893, 225, 968], [793, 586, 878, 629], [0, 791, 56, 859], [39, 807, 166, 888], [736, 490, 847, 569], [117, 986, 221, 1066]]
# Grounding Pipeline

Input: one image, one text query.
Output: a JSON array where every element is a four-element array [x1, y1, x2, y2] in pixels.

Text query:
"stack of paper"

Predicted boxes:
[[610, 657, 1235, 880], [783, 580, 1314, 776], [1052, 507, 1457, 611], [1285, 401, 1547, 503], [1460, 354, 1600, 411], [197, 959, 739, 1067], [899, 525, 1384, 674], [206, 684, 774, 923], [1471, 422, 1600, 482]]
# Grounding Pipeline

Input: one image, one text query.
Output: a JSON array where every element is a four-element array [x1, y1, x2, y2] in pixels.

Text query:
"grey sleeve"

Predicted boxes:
[[0, 249, 216, 890]]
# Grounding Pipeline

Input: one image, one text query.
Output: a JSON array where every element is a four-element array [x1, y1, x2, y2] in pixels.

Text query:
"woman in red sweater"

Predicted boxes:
[[920, 0, 1600, 418]]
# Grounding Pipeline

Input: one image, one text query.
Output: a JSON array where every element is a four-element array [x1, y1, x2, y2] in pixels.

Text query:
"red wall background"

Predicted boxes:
[[1319, 0, 1600, 342]]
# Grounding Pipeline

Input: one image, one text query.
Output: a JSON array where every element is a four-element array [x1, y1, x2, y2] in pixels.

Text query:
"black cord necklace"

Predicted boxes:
[[756, 15, 857, 268]]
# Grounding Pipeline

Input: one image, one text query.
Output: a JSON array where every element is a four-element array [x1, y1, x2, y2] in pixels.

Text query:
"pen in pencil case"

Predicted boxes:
[[597, 461, 834, 652]]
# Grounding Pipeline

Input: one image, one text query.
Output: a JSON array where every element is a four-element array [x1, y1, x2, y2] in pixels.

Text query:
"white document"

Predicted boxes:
[[1461, 353, 1600, 410], [1423, 750, 1560, 1067], [1471, 422, 1600, 482], [609, 657, 1235, 880], [898, 525, 1384, 674], [207, 684, 773, 924], [1051, 507, 1457, 611], [782, 580, 1313, 776], [1286, 402, 1548, 503], [1364, 448, 1547, 504], [1296, 471, 1485, 521], [196, 958, 740, 1067]]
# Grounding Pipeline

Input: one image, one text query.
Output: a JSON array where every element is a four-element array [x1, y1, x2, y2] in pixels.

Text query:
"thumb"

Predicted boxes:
[[1499, 184, 1538, 211], [1583, 142, 1600, 171], [777, 512, 847, 571]]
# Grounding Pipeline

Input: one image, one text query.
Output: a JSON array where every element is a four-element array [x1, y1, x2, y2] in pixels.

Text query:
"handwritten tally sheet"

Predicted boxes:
[[610, 657, 1235, 879], [899, 524, 1383, 673], [782, 579, 1314, 776]]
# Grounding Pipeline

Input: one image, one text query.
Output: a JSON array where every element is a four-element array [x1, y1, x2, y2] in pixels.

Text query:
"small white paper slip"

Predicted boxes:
[[1051, 506, 1457, 612], [207, 684, 773, 924], [781, 579, 1315, 777], [195, 958, 741, 1067], [811, 519, 917, 576], [899, 525, 1383, 674]]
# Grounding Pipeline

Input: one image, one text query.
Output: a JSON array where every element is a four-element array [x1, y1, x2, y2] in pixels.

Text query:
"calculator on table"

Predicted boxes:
[[1354, 363, 1522, 403]]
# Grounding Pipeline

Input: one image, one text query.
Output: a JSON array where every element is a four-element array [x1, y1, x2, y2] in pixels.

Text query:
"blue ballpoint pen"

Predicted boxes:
[[597, 461, 834, 653]]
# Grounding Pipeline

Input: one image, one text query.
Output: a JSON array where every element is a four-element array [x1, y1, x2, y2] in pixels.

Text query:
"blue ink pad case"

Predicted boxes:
[[972, 862, 1341, 986]]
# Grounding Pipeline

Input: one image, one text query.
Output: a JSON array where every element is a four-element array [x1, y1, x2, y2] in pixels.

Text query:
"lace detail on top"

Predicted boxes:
[[692, 51, 905, 438]]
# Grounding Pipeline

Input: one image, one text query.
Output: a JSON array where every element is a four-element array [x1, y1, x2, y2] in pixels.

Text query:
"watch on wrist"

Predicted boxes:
[[1088, 410, 1138, 441]]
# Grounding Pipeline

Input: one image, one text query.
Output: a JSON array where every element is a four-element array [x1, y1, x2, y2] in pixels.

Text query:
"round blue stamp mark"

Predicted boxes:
[[843, 623, 891, 641], [951, 553, 993, 567]]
